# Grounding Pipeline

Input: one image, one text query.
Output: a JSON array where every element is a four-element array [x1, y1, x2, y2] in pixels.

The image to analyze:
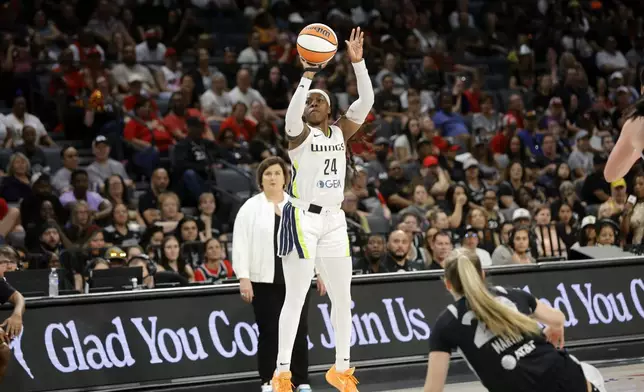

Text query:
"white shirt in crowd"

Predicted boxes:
[[474, 248, 493, 267], [69, 44, 105, 62], [3, 112, 47, 146], [596, 50, 628, 71], [228, 86, 266, 109], [161, 66, 182, 92], [111, 64, 157, 91], [232, 192, 289, 283], [200, 89, 233, 118], [237, 47, 268, 77], [135, 42, 167, 65]]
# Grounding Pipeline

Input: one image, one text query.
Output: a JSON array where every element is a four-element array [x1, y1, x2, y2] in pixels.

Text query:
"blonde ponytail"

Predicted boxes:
[[446, 250, 541, 341]]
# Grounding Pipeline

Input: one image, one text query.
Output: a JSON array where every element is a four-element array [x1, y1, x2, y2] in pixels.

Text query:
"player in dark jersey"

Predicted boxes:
[[424, 249, 606, 392], [0, 246, 26, 383]]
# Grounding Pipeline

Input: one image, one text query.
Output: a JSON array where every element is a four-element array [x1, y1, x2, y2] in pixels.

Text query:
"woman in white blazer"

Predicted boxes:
[[233, 157, 323, 392]]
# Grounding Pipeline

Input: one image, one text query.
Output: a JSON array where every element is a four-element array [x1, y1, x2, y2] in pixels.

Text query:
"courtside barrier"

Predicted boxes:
[[2, 257, 644, 391]]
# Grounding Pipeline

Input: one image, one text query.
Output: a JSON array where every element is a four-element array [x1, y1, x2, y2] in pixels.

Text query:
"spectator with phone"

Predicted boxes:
[[597, 178, 628, 221]]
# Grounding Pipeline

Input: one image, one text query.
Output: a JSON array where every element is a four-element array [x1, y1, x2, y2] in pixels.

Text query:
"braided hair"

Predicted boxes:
[[344, 121, 378, 189]]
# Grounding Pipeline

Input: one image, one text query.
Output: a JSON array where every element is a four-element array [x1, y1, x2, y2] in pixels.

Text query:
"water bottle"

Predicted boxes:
[[48, 268, 59, 297]]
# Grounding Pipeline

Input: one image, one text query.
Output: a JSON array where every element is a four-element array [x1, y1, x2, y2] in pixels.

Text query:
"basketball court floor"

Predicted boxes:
[[395, 363, 644, 392], [311, 361, 644, 392]]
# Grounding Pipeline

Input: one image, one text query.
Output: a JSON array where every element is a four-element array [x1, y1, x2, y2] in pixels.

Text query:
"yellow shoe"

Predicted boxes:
[[325, 365, 359, 391], [271, 371, 294, 392]]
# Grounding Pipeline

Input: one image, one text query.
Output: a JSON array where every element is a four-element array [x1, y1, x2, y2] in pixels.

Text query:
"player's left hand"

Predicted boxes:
[[544, 325, 565, 349], [316, 275, 327, 296], [1, 314, 22, 339], [345, 27, 364, 63]]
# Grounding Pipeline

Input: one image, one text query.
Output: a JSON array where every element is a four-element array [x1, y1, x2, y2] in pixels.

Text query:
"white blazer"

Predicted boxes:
[[232, 191, 289, 283]]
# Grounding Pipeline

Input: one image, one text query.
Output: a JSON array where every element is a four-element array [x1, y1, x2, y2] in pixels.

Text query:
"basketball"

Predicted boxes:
[[297, 23, 338, 65]]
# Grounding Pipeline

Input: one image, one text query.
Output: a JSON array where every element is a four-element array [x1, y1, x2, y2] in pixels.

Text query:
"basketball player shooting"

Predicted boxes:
[[272, 27, 373, 392]]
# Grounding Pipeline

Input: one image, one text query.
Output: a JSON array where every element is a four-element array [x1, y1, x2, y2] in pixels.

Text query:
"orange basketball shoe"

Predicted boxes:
[[325, 365, 359, 391], [271, 371, 294, 392]]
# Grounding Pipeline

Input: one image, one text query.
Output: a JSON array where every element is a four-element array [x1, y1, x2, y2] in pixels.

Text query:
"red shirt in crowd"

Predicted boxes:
[[123, 118, 175, 152], [506, 110, 524, 129], [0, 198, 8, 220], [162, 109, 206, 136], [463, 89, 481, 113], [194, 260, 234, 282], [490, 133, 510, 155], [123, 94, 159, 115], [220, 116, 256, 141], [49, 66, 86, 98]]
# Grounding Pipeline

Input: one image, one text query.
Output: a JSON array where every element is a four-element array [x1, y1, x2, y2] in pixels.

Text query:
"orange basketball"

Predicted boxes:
[[297, 23, 338, 65]]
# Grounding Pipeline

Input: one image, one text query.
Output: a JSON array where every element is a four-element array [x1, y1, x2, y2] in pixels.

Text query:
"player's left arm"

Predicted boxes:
[[1, 290, 25, 339], [423, 351, 450, 392], [337, 27, 375, 142]]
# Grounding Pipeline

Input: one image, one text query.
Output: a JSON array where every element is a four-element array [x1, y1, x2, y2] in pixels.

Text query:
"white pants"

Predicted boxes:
[[277, 201, 350, 259], [275, 204, 354, 373]]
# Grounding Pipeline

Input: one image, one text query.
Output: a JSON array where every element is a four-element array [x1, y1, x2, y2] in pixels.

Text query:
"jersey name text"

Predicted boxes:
[[310, 143, 345, 152]]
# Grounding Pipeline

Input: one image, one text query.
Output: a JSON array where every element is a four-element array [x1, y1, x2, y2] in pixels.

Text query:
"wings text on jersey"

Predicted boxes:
[[310, 143, 345, 152]]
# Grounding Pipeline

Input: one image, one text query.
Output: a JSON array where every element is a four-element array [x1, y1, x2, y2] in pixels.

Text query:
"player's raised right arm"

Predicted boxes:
[[285, 60, 318, 147]]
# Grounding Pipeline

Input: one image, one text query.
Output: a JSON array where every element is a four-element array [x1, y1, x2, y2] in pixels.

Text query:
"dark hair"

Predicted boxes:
[[256, 156, 289, 190], [133, 96, 149, 110], [509, 225, 531, 250], [479, 92, 493, 104], [433, 230, 452, 243], [255, 120, 278, 144], [70, 169, 88, 182], [166, 91, 182, 116], [160, 235, 189, 278], [60, 145, 74, 158], [505, 135, 528, 162], [218, 127, 236, 143], [141, 225, 164, 249], [504, 161, 525, 182], [174, 216, 203, 243], [579, 222, 595, 246], [204, 237, 223, 261], [446, 183, 469, 213], [595, 218, 619, 242], [400, 212, 420, 226], [186, 116, 204, 131], [400, 118, 421, 157], [110, 202, 130, 224], [104, 174, 130, 205]]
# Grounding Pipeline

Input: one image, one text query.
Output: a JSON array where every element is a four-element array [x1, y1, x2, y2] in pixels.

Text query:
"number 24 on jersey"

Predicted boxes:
[[324, 158, 337, 175]]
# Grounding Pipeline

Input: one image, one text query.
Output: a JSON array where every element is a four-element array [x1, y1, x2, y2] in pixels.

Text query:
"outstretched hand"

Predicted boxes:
[[345, 27, 364, 63]]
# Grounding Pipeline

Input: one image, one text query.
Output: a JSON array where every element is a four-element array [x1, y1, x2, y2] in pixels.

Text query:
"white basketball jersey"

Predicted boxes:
[[287, 124, 346, 206]]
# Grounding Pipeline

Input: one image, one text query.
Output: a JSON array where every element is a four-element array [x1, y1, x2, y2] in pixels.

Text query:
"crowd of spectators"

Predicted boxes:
[[0, 0, 643, 291]]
